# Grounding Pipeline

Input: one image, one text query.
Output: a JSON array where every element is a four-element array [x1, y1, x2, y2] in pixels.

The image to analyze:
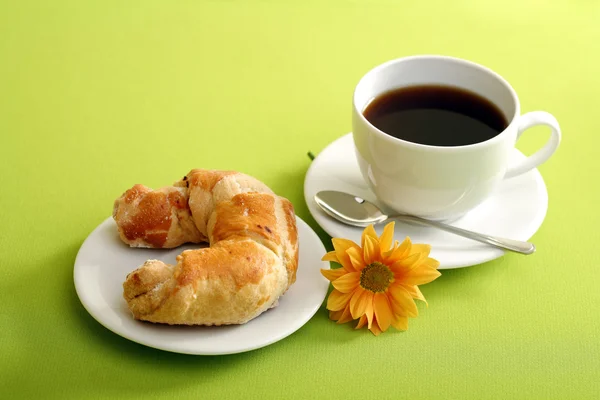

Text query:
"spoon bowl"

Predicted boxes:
[[314, 190, 535, 255], [314, 191, 387, 226]]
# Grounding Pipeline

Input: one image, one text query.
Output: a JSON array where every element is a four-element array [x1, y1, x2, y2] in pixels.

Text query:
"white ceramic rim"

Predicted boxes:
[[303, 133, 549, 269], [353, 55, 521, 152], [73, 216, 329, 355]]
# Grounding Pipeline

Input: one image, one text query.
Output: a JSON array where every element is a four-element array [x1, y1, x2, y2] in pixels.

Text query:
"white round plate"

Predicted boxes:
[[74, 216, 329, 355], [304, 133, 548, 269]]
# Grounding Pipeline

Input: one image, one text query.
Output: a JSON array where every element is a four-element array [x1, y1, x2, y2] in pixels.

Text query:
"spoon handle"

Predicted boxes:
[[390, 214, 535, 255]]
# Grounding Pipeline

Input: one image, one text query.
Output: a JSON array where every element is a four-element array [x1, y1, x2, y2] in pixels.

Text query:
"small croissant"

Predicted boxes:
[[113, 169, 298, 326]]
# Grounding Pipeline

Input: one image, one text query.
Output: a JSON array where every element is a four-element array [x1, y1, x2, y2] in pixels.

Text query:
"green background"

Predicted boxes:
[[1, 1, 599, 399]]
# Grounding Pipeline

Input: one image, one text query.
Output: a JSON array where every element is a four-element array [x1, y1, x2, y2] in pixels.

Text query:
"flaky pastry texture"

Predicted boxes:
[[113, 169, 298, 325]]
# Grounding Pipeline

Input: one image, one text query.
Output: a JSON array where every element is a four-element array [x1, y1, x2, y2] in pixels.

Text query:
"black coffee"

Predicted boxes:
[[363, 85, 508, 146]]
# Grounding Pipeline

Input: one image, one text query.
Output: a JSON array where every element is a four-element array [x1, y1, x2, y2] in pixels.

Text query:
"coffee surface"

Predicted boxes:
[[363, 85, 508, 146]]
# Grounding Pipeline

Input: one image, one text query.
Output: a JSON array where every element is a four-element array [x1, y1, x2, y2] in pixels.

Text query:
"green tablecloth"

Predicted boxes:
[[2, 1, 599, 399]]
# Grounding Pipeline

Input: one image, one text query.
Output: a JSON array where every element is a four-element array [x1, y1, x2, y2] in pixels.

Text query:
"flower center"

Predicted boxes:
[[360, 262, 394, 293]]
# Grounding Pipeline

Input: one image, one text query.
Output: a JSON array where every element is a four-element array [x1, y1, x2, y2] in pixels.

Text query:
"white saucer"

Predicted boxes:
[[304, 133, 548, 269], [74, 216, 329, 355]]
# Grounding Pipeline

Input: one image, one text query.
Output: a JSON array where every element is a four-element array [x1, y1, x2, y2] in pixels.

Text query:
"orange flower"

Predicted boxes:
[[320, 222, 440, 335]]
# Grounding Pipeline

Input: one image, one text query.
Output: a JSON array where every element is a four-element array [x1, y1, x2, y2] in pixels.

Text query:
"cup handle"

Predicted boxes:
[[505, 111, 561, 179]]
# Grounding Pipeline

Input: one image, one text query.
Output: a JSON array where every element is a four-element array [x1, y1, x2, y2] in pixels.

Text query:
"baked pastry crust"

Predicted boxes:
[[113, 169, 298, 325]]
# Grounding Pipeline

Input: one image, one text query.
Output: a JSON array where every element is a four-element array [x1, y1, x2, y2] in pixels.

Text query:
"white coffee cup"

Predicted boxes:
[[352, 55, 561, 221]]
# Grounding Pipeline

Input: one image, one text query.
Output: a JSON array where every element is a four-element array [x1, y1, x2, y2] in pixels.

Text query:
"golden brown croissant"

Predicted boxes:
[[113, 169, 298, 325]]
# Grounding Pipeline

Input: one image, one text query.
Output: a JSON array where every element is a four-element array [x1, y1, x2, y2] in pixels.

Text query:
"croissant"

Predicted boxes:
[[113, 169, 298, 326]]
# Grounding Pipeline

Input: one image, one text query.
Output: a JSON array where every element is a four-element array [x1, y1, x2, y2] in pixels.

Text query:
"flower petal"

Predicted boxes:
[[421, 256, 440, 270], [369, 317, 383, 336], [363, 235, 380, 265], [409, 244, 431, 259], [321, 251, 339, 263], [373, 293, 393, 332], [379, 222, 395, 254], [388, 284, 418, 317], [355, 315, 368, 329], [365, 294, 374, 329], [391, 315, 408, 331], [403, 266, 441, 285], [398, 237, 412, 253], [391, 252, 422, 272], [388, 297, 408, 317], [332, 272, 360, 293], [332, 238, 360, 271], [401, 284, 428, 305], [347, 247, 366, 271], [329, 309, 343, 321], [385, 237, 411, 263], [382, 240, 400, 259], [320, 268, 346, 282], [336, 305, 354, 324], [361, 225, 378, 249], [349, 288, 370, 319], [326, 289, 353, 311]]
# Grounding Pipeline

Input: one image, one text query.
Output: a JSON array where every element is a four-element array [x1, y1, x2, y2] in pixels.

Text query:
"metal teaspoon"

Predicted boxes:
[[314, 190, 535, 255]]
